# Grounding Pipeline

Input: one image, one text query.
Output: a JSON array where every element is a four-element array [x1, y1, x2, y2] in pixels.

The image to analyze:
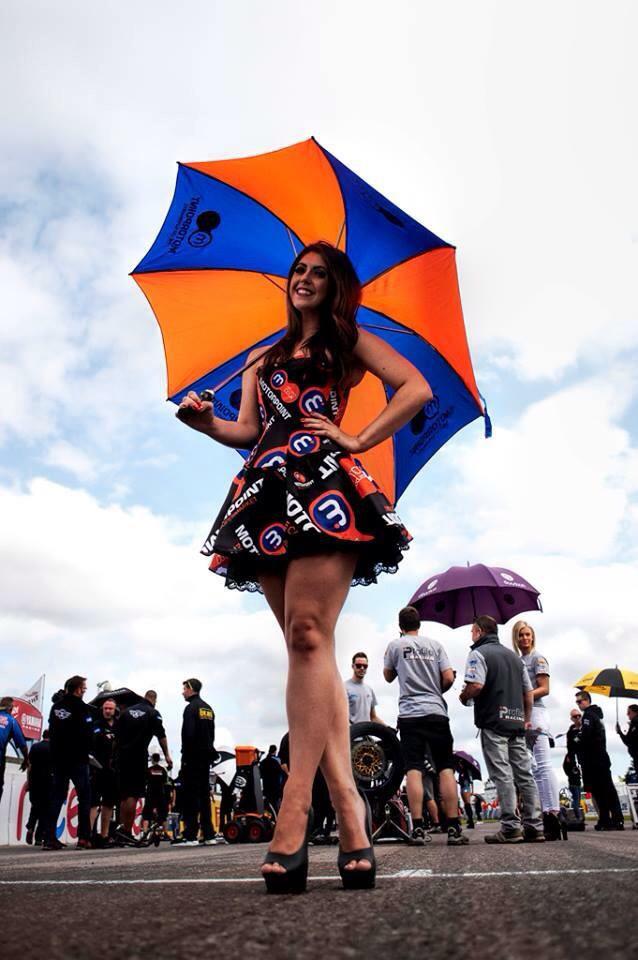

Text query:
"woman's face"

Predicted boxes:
[[517, 626, 534, 654], [289, 252, 330, 312]]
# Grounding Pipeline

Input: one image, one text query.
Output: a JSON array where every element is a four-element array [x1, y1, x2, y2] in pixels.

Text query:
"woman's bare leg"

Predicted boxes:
[[318, 667, 372, 870], [259, 551, 366, 874]]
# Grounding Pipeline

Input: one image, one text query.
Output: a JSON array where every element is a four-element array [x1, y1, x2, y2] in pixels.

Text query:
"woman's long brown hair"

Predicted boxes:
[[261, 241, 361, 383]]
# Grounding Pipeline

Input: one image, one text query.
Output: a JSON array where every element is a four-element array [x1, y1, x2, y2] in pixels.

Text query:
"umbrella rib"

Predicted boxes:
[[358, 306, 485, 415], [363, 243, 453, 288]]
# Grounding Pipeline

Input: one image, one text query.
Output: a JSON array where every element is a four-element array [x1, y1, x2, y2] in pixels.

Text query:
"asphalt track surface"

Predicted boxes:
[[1, 823, 637, 960]]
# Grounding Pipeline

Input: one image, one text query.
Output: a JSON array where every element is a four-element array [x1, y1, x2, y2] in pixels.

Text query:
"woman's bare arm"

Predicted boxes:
[[176, 348, 264, 449], [302, 329, 432, 453]]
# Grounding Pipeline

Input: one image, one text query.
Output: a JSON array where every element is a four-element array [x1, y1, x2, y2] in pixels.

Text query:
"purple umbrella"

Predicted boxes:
[[453, 750, 482, 779], [408, 563, 541, 628]]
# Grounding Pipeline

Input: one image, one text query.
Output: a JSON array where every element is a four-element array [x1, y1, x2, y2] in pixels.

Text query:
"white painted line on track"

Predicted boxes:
[[2, 866, 638, 886]]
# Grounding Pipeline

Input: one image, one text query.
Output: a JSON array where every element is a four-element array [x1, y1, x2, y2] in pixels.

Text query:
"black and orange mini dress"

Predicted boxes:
[[201, 355, 411, 591]]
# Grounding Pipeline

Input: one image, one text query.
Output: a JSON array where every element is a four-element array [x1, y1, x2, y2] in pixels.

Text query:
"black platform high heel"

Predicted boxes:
[[338, 792, 376, 890], [262, 818, 310, 895]]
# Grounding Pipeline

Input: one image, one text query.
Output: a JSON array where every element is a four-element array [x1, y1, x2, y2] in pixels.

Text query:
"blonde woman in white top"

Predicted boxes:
[[512, 620, 561, 840]]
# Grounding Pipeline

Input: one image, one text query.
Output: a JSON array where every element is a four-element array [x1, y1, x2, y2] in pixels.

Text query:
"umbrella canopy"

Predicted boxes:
[[409, 563, 542, 628], [89, 687, 142, 709], [132, 137, 488, 504], [574, 667, 638, 699], [453, 750, 482, 779]]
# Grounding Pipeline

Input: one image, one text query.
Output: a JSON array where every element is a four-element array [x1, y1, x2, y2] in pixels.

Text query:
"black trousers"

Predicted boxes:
[[49, 762, 92, 842], [27, 789, 50, 842], [586, 766, 623, 825], [182, 760, 213, 841]]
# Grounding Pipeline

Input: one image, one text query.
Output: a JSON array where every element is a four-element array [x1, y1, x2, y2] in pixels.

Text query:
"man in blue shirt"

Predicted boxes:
[[0, 697, 29, 803]]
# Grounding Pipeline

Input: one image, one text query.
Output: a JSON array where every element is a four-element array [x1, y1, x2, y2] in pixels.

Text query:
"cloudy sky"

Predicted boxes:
[[1, 0, 636, 781]]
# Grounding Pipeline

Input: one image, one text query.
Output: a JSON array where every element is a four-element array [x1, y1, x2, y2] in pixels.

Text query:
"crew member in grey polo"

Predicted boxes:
[[345, 652, 383, 724]]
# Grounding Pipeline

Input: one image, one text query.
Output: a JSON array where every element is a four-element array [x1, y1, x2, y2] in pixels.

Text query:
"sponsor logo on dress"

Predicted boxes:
[[299, 388, 327, 416], [223, 478, 265, 521], [287, 494, 319, 532], [289, 432, 321, 457], [309, 491, 354, 534], [259, 523, 287, 556], [318, 451, 340, 479], [253, 447, 287, 470], [382, 510, 404, 528], [235, 524, 260, 554], [271, 370, 287, 389], [258, 378, 292, 420]]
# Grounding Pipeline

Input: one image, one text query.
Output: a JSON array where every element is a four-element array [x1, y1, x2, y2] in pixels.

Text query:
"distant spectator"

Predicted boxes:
[[142, 753, 170, 830], [90, 698, 118, 848], [345, 653, 384, 724], [260, 745, 284, 812], [460, 616, 543, 844], [564, 709, 584, 815], [573, 691, 623, 830], [0, 696, 29, 803], [46, 676, 94, 850], [25, 730, 52, 845], [616, 704, 638, 768]]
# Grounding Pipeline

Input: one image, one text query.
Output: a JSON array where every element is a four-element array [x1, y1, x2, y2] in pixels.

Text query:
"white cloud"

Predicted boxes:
[[42, 441, 98, 481]]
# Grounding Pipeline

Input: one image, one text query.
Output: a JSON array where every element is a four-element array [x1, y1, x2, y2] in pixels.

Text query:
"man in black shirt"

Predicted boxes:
[[26, 730, 52, 845], [260, 745, 284, 812], [115, 690, 172, 842], [574, 691, 623, 830], [46, 675, 94, 849], [174, 678, 217, 845], [90, 698, 118, 847], [142, 753, 170, 830]]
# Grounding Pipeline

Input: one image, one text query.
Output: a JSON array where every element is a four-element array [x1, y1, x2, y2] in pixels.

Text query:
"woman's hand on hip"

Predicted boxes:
[[301, 413, 363, 453], [176, 391, 215, 434]]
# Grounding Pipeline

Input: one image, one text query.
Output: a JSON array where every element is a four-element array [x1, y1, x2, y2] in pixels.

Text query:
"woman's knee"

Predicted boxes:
[[286, 610, 325, 657]]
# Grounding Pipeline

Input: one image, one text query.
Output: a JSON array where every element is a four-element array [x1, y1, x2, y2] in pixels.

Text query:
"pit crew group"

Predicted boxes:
[[1, 677, 220, 849], [345, 607, 637, 843]]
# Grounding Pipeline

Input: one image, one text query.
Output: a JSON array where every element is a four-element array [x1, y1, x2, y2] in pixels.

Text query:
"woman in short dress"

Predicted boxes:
[[177, 242, 431, 892], [512, 620, 561, 840]]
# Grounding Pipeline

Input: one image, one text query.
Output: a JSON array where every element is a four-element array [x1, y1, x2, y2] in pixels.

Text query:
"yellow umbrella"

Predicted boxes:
[[574, 665, 638, 720]]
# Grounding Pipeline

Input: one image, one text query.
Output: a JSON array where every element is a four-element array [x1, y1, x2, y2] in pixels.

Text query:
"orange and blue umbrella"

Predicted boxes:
[[132, 138, 489, 504]]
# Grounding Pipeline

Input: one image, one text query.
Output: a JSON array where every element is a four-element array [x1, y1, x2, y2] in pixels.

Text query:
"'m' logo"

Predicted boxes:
[[300, 388, 326, 415], [188, 210, 221, 248], [254, 447, 287, 470], [289, 432, 320, 457], [259, 524, 287, 556], [310, 491, 354, 534], [271, 370, 287, 389]]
